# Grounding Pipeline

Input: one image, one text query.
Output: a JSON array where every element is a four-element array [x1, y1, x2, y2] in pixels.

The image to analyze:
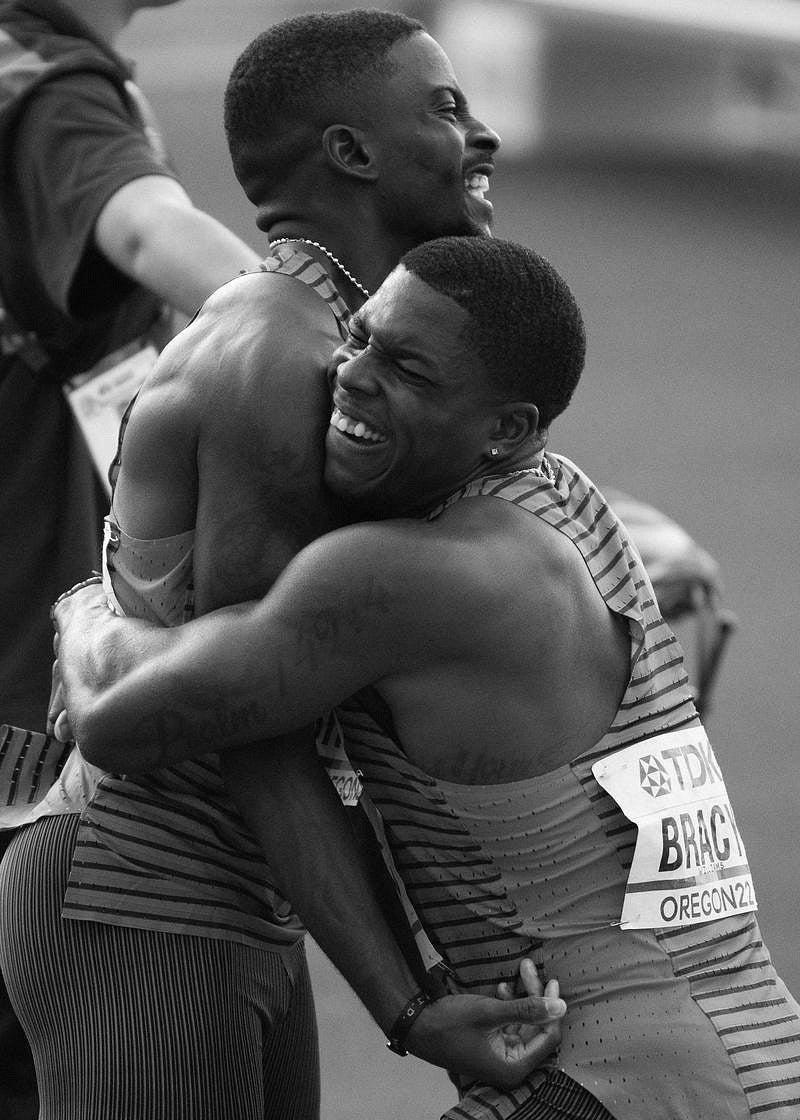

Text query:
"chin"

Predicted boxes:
[[461, 196, 494, 237]]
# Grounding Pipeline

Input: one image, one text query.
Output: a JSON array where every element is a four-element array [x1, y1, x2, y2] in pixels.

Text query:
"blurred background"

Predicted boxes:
[[122, 2, 799, 1115]]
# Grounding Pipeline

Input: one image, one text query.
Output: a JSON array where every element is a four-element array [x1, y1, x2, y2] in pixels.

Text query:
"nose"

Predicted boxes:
[[332, 348, 379, 397], [465, 114, 501, 158], [326, 340, 351, 392]]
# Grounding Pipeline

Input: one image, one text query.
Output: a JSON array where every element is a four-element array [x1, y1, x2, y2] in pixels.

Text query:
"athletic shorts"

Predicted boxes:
[[0, 813, 319, 1120]]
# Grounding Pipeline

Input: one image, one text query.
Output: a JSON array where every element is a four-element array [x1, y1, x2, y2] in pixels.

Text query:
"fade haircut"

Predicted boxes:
[[400, 237, 586, 428], [224, 10, 423, 183]]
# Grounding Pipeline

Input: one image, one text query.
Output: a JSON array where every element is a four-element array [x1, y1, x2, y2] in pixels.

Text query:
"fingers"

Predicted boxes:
[[51, 582, 105, 633], [46, 660, 64, 736], [516, 1013, 563, 1073], [486, 1004, 564, 1090], [518, 957, 544, 997], [478, 985, 566, 1031], [497, 955, 545, 1001], [499, 990, 566, 1025], [544, 978, 560, 1001]]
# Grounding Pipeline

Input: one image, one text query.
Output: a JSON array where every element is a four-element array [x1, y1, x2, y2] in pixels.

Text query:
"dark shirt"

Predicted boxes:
[[0, 0, 175, 728]]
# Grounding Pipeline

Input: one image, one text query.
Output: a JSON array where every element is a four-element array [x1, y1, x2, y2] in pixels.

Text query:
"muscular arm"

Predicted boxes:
[[222, 731, 426, 1033], [223, 733, 565, 1084], [54, 523, 422, 769]]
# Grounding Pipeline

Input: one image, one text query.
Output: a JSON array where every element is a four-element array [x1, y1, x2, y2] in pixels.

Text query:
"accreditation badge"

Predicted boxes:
[[592, 726, 757, 929], [315, 711, 363, 807], [64, 342, 158, 496]]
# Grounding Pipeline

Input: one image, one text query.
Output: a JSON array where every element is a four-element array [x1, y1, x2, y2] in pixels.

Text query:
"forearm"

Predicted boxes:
[[54, 590, 285, 771], [53, 545, 393, 771], [120, 205, 260, 315], [221, 731, 424, 1034]]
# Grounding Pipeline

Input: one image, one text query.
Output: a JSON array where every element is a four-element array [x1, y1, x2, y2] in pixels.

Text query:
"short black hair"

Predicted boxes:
[[224, 10, 423, 181], [400, 237, 586, 428]]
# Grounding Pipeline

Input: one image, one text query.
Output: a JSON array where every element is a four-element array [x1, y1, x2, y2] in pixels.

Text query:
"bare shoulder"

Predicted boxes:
[[279, 512, 509, 616], [294, 496, 587, 626], [182, 268, 340, 389], [135, 267, 343, 453]]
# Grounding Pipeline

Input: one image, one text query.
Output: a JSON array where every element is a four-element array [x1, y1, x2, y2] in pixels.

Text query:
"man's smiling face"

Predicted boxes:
[[364, 32, 500, 243], [325, 266, 502, 517]]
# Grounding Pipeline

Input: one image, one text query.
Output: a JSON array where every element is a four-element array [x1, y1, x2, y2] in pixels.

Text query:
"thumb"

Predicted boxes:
[[483, 991, 566, 1026]]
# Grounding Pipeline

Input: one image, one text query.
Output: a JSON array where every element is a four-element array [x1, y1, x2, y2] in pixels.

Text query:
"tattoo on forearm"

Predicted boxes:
[[135, 695, 273, 767]]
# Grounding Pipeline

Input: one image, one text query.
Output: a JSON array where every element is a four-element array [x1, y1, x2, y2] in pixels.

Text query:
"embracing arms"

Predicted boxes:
[[52, 523, 431, 770]]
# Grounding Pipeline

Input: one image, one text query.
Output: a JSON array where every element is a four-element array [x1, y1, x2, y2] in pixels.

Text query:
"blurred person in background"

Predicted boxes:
[[0, 10, 567, 1119], [0, 0, 262, 1112]]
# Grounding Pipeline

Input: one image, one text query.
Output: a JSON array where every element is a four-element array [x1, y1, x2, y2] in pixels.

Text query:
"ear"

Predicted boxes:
[[484, 402, 541, 462], [322, 124, 378, 182]]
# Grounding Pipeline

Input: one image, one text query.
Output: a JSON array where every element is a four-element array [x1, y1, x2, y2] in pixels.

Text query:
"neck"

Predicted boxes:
[[269, 237, 372, 306], [61, 0, 132, 45], [417, 452, 553, 518], [263, 202, 412, 305]]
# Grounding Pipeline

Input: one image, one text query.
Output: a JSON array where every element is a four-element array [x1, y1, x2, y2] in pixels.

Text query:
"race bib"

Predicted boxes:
[[592, 726, 757, 929], [64, 343, 158, 495]]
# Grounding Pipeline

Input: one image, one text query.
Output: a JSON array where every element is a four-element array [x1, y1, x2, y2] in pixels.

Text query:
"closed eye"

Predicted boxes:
[[397, 365, 432, 387], [346, 321, 369, 350]]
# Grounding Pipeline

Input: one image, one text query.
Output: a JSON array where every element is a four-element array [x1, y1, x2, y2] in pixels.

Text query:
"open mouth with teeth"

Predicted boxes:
[[465, 173, 490, 200], [330, 407, 387, 445]]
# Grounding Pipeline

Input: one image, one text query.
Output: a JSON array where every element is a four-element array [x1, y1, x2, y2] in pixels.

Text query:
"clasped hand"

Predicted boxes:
[[404, 958, 564, 1090], [47, 581, 109, 743]]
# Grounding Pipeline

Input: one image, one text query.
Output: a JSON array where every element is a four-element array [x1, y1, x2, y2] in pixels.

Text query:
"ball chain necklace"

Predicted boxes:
[[269, 238, 370, 298]]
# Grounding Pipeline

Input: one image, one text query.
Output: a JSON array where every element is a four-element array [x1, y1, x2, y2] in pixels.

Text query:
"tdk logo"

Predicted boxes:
[[639, 739, 722, 798], [639, 755, 671, 797]]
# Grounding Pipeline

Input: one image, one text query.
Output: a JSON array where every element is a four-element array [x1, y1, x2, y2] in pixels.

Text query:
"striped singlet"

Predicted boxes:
[[58, 246, 351, 951], [336, 455, 800, 1120]]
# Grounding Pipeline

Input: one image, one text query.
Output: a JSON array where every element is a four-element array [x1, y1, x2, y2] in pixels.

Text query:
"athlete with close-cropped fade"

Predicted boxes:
[[0, 12, 569, 1120], [53, 235, 800, 1120]]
